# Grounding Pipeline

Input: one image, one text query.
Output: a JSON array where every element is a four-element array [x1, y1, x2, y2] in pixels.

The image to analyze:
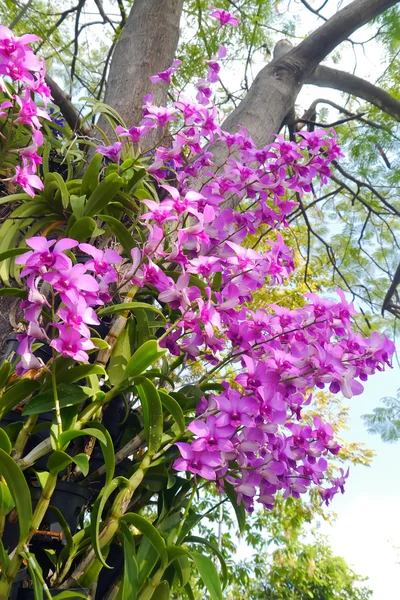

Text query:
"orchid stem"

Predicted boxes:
[[52, 362, 62, 441]]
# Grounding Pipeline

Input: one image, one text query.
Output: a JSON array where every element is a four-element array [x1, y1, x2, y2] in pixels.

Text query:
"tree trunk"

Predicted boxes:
[[100, 0, 184, 147]]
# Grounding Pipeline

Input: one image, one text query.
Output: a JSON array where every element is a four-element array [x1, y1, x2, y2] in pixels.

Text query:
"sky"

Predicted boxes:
[[319, 366, 400, 599]]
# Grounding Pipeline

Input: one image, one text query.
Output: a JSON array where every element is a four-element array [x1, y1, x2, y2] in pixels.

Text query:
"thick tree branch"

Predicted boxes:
[[221, 0, 399, 148], [305, 65, 400, 121]]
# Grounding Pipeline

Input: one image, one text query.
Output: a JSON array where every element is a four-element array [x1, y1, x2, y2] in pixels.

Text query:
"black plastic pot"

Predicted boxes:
[[30, 480, 93, 539], [18, 588, 88, 599], [2, 480, 93, 552], [10, 568, 27, 600], [102, 394, 128, 445]]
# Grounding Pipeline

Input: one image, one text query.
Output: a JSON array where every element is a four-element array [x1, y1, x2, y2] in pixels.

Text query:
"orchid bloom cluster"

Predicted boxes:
[[0, 26, 51, 196], [94, 44, 394, 510], [14, 238, 122, 374], [7, 13, 395, 512]]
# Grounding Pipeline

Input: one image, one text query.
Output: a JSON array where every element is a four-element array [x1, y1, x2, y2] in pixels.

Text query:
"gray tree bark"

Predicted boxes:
[[100, 0, 184, 147], [220, 0, 399, 147]]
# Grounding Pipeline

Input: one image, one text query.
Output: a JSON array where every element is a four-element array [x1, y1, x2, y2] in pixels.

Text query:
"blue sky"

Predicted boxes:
[[320, 366, 400, 599]]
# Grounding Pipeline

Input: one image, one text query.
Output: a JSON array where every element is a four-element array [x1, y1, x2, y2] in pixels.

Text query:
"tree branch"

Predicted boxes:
[[305, 65, 400, 121], [221, 0, 399, 148]]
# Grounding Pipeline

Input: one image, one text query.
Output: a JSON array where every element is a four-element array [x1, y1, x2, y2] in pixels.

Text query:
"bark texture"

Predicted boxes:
[[100, 0, 184, 146], [305, 66, 400, 122], [221, 0, 399, 147]]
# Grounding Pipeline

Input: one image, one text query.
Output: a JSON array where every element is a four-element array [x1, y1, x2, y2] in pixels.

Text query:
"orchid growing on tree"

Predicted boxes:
[[0, 19, 395, 600]]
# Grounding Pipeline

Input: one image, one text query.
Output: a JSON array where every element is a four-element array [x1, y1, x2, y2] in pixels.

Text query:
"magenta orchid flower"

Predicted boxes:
[[150, 59, 182, 84], [57, 296, 99, 338], [15, 236, 78, 275], [10, 161, 43, 197], [209, 6, 240, 27], [50, 324, 95, 362], [96, 142, 123, 163], [174, 442, 222, 480], [79, 243, 122, 281], [42, 262, 99, 303]]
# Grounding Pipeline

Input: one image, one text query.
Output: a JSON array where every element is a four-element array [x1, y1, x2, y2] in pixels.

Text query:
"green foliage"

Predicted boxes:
[[362, 388, 400, 442]]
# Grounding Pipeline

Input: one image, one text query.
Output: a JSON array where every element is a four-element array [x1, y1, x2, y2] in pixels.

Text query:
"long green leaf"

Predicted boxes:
[[0, 448, 32, 543], [98, 302, 165, 319], [0, 248, 27, 262], [185, 536, 228, 589], [22, 384, 94, 415], [136, 379, 163, 456], [119, 521, 139, 600], [122, 513, 168, 568], [81, 152, 102, 198], [55, 364, 106, 385], [124, 340, 166, 380], [158, 389, 185, 434], [58, 427, 107, 447], [68, 216, 97, 241], [90, 476, 129, 568], [190, 551, 223, 600], [0, 379, 40, 419], [101, 214, 135, 257], [84, 172, 123, 217], [85, 421, 115, 487], [224, 481, 246, 534], [0, 287, 26, 298], [152, 581, 170, 599]]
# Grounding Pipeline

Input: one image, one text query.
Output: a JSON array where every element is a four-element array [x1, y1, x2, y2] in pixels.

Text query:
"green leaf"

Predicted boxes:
[[84, 172, 123, 217], [0, 361, 12, 391], [185, 536, 228, 589], [45, 172, 70, 209], [72, 453, 90, 476], [224, 481, 246, 534], [98, 302, 165, 319], [174, 554, 192, 588], [55, 364, 106, 385], [0, 287, 26, 298], [47, 450, 72, 474], [190, 551, 223, 600], [0, 248, 27, 262], [152, 581, 170, 599], [81, 152, 102, 198], [58, 427, 107, 447], [47, 505, 73, 550], [158, 389, 185, 434], [0, 448, 32, 543], [0, 428, 11, 454], [70, 194, 86, 219], [23, 550, 44, 600], [0, 538, 9, 572], [0, 379, 41, 419], [122, 513, 168, 568], [136, 378, 163, 456], [68, 216, 97, 241], [108, 322, 131, 386], [22, 384, 94, 415], [85, 421, 115, 487], [119, 521, 139, 600], [184, 583, 195, 600], [90, 477, 129, 568], [101, 214, 135, 257], [90, 337, 110, 350], [0, 480, 15, 517], [124, 340, 166, 380]]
